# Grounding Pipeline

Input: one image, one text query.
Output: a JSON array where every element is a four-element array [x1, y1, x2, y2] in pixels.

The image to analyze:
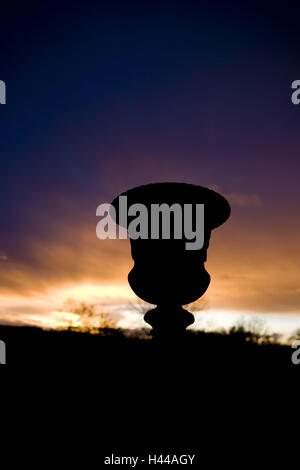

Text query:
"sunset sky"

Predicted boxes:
[[0, 1, 300, 335]]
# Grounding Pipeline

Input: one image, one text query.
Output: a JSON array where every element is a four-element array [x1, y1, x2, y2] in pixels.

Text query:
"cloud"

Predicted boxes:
[[207, 184, 221, 192], [225, 192, 262, 207], [207, 185, 262, 207], [0, 223, 131, 296]]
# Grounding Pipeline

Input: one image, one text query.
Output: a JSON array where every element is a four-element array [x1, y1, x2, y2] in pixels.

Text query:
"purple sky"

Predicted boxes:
[[0, 1, 300, 330]]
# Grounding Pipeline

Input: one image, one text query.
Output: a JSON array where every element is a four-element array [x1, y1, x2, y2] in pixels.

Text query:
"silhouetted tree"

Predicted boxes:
[[61, 299, 117, 332]]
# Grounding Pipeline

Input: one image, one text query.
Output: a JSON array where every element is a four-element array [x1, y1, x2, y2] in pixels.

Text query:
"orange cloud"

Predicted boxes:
[[0, 195, 299, 321]]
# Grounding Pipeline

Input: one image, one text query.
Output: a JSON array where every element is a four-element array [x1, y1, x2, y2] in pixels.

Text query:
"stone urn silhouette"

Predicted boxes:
[[111, 182, 230, 335]]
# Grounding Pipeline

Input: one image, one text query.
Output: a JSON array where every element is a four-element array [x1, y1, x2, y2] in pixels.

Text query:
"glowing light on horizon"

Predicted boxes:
[[0, 282, 298, 340], [48, 282, 136, 303]]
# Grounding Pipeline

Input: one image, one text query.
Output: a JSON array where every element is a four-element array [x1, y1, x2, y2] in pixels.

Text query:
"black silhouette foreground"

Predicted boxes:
[[1, 324, 296, 454], [111, 182, 231, 335]]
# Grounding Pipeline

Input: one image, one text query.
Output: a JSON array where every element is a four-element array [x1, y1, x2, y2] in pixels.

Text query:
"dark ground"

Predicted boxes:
[[1, 325, 298, 462], [0, 323, 296, 373]]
